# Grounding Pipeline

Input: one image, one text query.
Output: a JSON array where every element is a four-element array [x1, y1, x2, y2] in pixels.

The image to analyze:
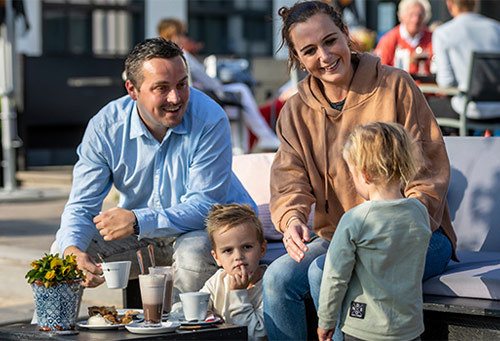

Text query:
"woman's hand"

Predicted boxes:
[[317, 327, 334, 341], [282, 219, 311, 263], [64, 246, 104, 288]]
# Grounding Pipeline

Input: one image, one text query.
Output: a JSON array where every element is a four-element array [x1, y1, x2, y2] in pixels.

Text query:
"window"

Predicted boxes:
[[42, 0, 144, 56], [188, 0, 273, 57]]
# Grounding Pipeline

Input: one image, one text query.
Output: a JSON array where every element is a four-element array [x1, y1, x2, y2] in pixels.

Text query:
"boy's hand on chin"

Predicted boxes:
[[230, 265, 253, 290]]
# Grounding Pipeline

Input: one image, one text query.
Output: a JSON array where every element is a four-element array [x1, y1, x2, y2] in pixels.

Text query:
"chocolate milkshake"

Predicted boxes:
[[139, 274, 165, 327], [149, 266, 175, 314]]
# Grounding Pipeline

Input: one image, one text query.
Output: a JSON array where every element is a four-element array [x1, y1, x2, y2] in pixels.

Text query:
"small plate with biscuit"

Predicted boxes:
[[77, 306, 143, 330]]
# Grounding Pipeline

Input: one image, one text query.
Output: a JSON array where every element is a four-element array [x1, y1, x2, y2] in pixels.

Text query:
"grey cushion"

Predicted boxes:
[[423, 251, 500, 300], [444, 136, 500, 252], [422, 137, 500, 300]]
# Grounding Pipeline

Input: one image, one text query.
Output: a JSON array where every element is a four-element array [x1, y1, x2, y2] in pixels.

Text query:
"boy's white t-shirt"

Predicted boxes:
[[200, 265, 267, 341]]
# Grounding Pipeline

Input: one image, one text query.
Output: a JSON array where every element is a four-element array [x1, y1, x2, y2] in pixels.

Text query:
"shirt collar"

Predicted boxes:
[[129, 101, 189, 141], [130, 104, 147, 139], [399, 24, 423, 48]]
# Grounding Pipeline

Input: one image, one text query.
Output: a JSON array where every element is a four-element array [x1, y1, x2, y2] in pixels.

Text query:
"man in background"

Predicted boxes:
[[431, 0, 500, 130], [375, 0, 433, 75]]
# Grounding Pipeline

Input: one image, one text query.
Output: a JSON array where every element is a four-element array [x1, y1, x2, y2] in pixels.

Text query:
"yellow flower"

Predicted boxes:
[[66, 255, 77, 265], [30, 261, 40, 269], [45, 270, 56, 281], [50, 257, 63, 269], [61, 265, 71, 276]]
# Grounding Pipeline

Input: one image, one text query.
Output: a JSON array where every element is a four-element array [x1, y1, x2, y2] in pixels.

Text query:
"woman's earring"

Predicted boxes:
[[300, 64, 306, 72]]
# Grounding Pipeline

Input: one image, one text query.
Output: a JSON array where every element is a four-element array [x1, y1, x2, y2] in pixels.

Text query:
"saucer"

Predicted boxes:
[[77, 320, 131, 330], [180, 316, 222, 326], [125, 321, 180, 334]]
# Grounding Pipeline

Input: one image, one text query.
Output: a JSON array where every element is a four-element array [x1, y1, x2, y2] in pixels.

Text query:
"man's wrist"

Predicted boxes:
[[132, 214, 140, 235]]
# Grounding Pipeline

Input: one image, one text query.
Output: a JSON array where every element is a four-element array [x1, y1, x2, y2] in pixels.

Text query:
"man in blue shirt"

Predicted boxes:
[[55, 38, 255, 300]]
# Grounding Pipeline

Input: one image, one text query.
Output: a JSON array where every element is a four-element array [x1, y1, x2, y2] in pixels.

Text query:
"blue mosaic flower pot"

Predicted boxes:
[[31, 279, 83, 331]]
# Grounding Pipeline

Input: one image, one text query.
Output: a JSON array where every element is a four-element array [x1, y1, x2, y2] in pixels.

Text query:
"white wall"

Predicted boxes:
[[145, 0, 187, 39]]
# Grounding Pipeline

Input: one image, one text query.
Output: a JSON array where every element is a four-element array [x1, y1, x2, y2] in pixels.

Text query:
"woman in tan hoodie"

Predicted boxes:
[[262, 2, 456, 340]]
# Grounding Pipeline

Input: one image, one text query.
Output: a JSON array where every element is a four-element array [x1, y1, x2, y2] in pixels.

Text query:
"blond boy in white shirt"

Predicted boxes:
[[203, 204, 268, 341]]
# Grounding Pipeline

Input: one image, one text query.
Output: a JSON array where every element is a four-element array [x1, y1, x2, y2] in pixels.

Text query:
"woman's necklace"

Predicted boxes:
[[329, 97, 346, 111]]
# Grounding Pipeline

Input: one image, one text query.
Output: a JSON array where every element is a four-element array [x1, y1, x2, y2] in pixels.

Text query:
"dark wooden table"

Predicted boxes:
[[0, 322, 247, 340], [422, 294, 500, 340]]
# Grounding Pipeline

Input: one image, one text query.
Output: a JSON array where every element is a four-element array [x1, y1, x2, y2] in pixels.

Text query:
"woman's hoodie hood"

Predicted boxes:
[[296, 53, 382, 118]]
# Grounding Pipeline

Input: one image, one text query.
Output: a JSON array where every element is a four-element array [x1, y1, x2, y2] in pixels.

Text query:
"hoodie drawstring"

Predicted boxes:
[[322, 107, 329, 213]]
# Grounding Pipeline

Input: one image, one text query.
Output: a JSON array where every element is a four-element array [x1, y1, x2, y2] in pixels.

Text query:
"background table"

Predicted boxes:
[[418, 83, 460, 96], [0, 322, 247, 340]]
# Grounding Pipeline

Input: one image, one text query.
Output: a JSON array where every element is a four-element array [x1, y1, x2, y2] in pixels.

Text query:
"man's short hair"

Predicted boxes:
[[125, 38, 186, 89], [206, 204, 264, 248], [449, 0, 477, 12]]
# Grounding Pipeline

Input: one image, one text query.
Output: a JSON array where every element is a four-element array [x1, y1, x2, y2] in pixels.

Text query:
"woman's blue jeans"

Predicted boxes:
[[263, 237, 330, 341], [263, 228, 452, 341]]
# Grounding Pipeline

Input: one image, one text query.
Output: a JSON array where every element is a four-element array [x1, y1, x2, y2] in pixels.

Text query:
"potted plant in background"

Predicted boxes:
[[26, 253, 85, 331]]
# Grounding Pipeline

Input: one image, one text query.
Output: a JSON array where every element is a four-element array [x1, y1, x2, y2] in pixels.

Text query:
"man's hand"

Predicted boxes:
[[230, 265, 252, 290], [282, 219, 311, 263], [94, 207, 136, 241], [64, 246, 104, 288], [317, 327, 335, 341]]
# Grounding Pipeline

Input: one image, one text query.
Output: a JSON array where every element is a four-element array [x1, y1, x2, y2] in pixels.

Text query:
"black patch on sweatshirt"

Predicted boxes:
[[349, 301, 366, 319]]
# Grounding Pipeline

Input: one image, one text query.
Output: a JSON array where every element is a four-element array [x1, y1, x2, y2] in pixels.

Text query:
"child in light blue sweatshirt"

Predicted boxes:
[[318, 122, 431, 341]]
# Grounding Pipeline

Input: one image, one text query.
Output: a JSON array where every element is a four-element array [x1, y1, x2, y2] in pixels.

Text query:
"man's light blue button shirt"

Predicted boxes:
[[57, 88, 256, 254]]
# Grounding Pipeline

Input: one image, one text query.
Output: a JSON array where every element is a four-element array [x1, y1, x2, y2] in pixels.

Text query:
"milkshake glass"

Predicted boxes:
[[139, 274, 165, 327], [149, 266, 175, 314]]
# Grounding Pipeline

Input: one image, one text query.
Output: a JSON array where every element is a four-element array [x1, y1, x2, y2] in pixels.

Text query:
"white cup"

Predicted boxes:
[[101, 261, 131, 289], [180, 292, 210, 322]]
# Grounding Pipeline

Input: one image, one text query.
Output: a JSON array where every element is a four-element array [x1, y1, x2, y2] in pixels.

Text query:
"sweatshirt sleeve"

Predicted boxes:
[[270, 100, 317, 232], [396, 72, 451, 231], [317, 213, 357, 330], [227, 289, 266, 341], [374, 28, 396, 67], [200, 275, 216, 312]]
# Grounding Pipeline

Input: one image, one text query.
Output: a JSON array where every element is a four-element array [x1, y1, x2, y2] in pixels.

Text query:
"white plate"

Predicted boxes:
[[117, 308, 144, 320], [77, 310, 143, 330], [125, 321, 181, 334], [117, 308, 143, 316], [77, 320, 132, 330], [180, 316, 222, 326]]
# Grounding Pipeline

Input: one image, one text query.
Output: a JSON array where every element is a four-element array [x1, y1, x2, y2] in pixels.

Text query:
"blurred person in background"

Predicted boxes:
[[374, 0, 433, 76], [158, 18, 280, 152], [431, 0, 500, 133]]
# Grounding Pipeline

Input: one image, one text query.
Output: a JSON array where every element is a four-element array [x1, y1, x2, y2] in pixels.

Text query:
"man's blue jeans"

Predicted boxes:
[[263, 228, 452, 340]]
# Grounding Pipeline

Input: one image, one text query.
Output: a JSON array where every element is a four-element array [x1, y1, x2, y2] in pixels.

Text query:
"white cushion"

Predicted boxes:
[[232, 153, 274, 206]]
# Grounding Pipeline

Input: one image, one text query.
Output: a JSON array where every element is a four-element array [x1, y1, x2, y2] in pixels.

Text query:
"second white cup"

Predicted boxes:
[[180, 292, 210, 322], [101, 261, 131, 289]]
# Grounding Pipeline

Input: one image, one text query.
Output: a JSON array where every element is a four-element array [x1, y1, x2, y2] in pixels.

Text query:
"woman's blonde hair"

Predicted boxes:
[[342, 122, 421, 188]]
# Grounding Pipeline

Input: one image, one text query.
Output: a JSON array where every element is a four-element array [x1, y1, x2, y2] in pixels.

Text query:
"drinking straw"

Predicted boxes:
[[97, 252, 105, 264], [148, 244, 156, 268], [136, 250, 145, 275]]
